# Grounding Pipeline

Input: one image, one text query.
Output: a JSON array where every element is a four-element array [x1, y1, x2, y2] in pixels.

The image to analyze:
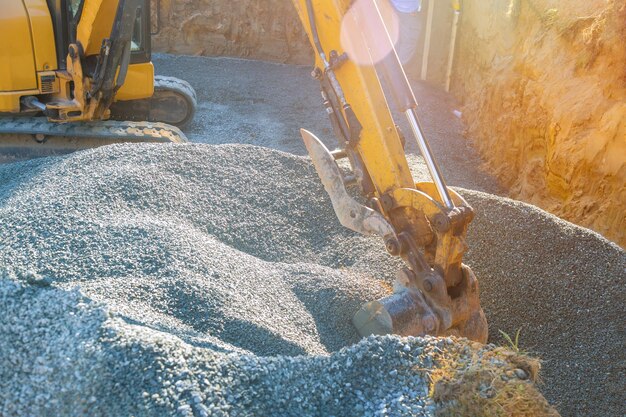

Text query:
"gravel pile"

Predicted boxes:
[[0, 144, 395, 357], [462, 190, 626, 417], [0, 143, 621, 416], [3, 275, 554, 416], [0, 275, 424, 416]]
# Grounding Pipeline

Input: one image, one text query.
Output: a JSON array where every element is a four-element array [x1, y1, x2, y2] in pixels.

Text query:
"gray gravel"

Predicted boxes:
[[0, 143, 515, 416], [0, 143, 432, 416], [0, 143, 622, 416], [0, 144, 391, 357], [462, 190, 626, 417], [1, 275, 450, 417]]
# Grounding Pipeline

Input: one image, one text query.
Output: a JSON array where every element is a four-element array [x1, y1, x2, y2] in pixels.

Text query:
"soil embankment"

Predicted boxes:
[[150, 0, 311, 64], [451, 0, 626, 247]]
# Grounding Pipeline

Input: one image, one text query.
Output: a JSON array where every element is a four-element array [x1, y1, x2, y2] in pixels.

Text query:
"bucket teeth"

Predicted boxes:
[[352, 288, 438, 337]]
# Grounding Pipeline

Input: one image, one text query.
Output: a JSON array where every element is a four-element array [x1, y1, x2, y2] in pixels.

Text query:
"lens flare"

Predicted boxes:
[[340, 0, 400, 66]]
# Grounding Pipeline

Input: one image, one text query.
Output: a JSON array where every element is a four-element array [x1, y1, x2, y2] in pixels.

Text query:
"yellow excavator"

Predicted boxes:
[[0, 0, 488, 343], [0, 0, 195, 159]]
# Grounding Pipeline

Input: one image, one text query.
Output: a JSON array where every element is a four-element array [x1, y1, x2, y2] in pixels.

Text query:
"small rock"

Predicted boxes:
[[514, 368, 528, 380], [24, 271, 52, 287]]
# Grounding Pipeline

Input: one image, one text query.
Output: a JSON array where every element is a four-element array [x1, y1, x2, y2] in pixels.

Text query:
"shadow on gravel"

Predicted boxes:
[[219, 319, 309, 357], [0, 154, 72, 201], [290, 284, 362, 353], [119, 316, 238, 354]]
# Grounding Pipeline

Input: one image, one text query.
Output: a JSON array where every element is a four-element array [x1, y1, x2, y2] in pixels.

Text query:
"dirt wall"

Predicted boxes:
[[451, 0, 626, 247], [150, 0, 312, 64], [149, 0, 454, 74]]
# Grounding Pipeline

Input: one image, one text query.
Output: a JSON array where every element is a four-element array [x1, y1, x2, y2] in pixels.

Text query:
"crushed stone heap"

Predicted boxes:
[[0, 143, 621, 416]]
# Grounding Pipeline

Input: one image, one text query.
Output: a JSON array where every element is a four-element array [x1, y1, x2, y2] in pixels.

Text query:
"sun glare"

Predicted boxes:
[[340, 0, 400, 66]]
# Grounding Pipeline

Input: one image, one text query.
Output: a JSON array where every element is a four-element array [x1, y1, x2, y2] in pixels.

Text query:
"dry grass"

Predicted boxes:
[[429, 342, 559, 417]]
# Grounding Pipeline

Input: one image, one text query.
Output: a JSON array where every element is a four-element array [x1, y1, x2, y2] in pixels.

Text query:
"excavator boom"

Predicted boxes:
[[291, 0, 487, 342]]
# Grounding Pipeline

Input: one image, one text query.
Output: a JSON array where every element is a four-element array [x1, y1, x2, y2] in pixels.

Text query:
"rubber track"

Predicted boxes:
[[109, 75, 197, 129], [154, 75, 197, 104], [0, 117, 188, 143], [152, 75, 197, 129]]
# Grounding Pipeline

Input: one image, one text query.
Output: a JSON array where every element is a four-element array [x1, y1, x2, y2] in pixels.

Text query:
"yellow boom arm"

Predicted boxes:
[[291, 0, 487, 342]]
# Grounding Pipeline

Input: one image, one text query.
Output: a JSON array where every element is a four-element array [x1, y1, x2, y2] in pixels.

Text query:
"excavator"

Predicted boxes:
[[0, 0, 195, 159], [0, 0, 488, 343]]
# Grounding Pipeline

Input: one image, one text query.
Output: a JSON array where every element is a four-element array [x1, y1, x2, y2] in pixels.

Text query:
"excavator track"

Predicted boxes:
[[109, 76, 197, 128], [0, 117, 188, 163]]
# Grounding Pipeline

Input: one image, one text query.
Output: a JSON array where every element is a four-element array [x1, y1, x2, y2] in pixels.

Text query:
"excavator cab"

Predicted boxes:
[[46, 0, 152, 76]]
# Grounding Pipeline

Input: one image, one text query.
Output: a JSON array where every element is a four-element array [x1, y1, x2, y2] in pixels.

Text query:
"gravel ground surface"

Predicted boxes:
[[463, 190, 626, 417], [151, 53, 502, 195], [0, 143, 622, 416], [0, 144, 557, 416]]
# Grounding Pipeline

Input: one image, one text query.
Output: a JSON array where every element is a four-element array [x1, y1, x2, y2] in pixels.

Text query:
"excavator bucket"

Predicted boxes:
[[352, 264, 488, 342], [300, 129, 488, 344], [353, 288, 436, 337]]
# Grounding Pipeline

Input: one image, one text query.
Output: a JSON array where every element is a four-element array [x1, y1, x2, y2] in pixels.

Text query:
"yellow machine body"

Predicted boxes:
[[0, 0, 57, 111], [74, 0, 154, 102], [115, 63, 154, 101], [76, 0, 120, 56], [0, 0, 153, 115]]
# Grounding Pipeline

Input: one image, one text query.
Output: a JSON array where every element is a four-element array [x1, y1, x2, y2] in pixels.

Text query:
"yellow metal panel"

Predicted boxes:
[[0, 0, 37, 91], [116, 62, 154, 101], [77, 0, 120, 56], [290, 0, 414, 195], [23, 0, 58, 71], [0, 89, 39, 112]]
